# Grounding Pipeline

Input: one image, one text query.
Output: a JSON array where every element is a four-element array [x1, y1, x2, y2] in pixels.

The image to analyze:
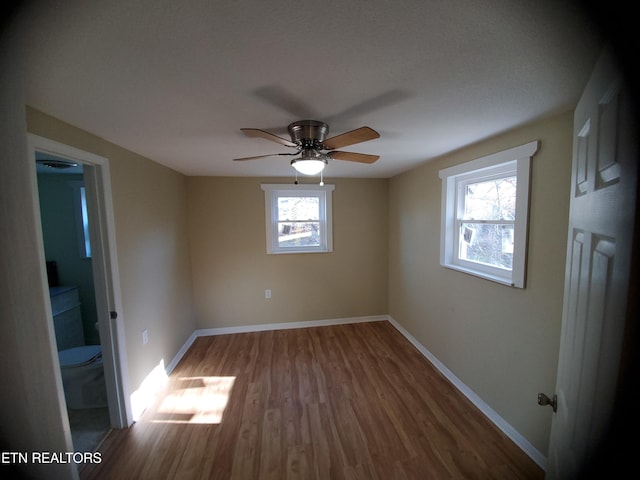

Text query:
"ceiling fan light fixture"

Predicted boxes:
[[291, 159, 326, 175], [291, 150, 328, 175]]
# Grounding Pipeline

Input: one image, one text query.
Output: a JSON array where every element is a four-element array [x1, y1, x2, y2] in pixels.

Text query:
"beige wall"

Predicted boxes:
[[187, 177, 389, 328], [389, 111, 573, 454], [25, 108, 196, 395], [1, 44, 75, 480]]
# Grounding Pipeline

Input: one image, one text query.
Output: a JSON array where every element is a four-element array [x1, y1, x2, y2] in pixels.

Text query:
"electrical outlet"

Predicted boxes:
[[265, 289, 271, 299], [142, 329, 149, 345]]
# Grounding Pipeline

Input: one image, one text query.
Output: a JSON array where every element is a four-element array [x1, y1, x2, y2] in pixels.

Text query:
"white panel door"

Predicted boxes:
[[546, 49, 638, 479]]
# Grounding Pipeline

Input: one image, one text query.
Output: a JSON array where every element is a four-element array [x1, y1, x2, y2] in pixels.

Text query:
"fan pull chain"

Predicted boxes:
[[319, 170, 324, 186], [294, 170, 298, 184]]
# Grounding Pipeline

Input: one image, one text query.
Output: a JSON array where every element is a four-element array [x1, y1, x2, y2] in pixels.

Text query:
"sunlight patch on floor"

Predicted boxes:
[[152, 376, 236, 424]]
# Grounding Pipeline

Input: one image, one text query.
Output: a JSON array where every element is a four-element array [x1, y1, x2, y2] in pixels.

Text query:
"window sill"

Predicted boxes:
[[442, 263, 517, 287], [269, 248, 332, 255]]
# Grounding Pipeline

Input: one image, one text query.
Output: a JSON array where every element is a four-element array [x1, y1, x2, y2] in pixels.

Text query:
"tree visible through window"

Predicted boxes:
[[261, 184, 334, 254], [459, 176, 516, 270], [277, 196, 321, 248], [439, 141, 538, 287]]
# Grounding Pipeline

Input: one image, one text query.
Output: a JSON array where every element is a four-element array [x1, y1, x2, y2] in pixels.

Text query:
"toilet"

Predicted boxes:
[[58, 345, 107, 409], [50, 285, 107, 409]]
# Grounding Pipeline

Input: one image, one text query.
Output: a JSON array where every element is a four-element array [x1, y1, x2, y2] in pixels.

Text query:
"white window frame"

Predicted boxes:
[[261, 184, 335, 254], [438, 141, 539, 288]]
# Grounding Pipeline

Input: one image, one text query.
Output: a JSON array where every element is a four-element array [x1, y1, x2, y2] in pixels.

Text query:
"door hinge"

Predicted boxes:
[[537, 393, 557, 412]]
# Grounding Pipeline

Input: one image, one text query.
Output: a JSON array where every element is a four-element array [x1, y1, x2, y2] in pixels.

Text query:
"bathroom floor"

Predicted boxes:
[[67, 407, 111, 453]]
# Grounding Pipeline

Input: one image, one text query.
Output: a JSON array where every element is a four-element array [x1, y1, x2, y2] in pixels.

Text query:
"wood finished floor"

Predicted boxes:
[[81, 321, 543, 480]]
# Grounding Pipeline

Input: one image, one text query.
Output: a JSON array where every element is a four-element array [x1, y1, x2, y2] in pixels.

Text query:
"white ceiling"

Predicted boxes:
[[15, 0, 603, 178]]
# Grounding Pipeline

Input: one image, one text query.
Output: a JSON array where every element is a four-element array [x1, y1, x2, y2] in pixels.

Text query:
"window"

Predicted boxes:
[[439, 141, 539, 287], [69, 181, 92, 258], [261, 184, 334, 254]]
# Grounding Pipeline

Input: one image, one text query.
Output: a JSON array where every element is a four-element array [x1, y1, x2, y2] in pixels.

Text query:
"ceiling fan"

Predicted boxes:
[[233, 120, 380, 176]]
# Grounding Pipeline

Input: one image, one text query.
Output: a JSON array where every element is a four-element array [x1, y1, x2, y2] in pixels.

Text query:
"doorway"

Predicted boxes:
[[28, 134, 132, 452], [36, 156, 111, 452]]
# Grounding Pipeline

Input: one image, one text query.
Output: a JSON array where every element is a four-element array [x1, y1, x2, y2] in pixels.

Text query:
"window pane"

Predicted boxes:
[[459, 222, 514, 270], [262, 184, 334, 254], [278, 197, 319, 221], [278, 221, 320, 247], [80, 187, 91, 257], [464, 176, 516, 221]]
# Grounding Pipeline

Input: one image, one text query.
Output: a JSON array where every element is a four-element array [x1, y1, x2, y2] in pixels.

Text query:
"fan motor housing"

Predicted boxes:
[[288, 120, 329, 147]]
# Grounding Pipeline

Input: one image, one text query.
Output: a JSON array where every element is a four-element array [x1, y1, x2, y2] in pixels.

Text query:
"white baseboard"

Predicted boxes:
[[163, 315, 386, 376], [163, 313, 546, 470], [194, 314, 388, 338], [386, 315, 547, 470], [165, 330, 198, 374]]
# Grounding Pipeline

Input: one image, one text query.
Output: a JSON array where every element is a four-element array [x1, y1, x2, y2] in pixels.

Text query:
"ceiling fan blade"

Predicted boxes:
[[323, 126, 380, 150], [233, 153, 298, 161], [241, 128, 297, 147], [328, 151, 380, 164]]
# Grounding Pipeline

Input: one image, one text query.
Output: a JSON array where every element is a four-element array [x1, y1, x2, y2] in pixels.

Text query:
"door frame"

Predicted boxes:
[[27, 133, 132, 429]]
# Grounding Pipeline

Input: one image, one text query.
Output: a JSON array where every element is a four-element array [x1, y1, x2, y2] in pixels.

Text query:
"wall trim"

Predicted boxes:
[[164, 315, 387, 375], [194, 314, 388, 338], [27, 133, 132, 429], [165, 330, 198, 374], [386, 315, 547, 470], [163, 314, 546, 470]]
